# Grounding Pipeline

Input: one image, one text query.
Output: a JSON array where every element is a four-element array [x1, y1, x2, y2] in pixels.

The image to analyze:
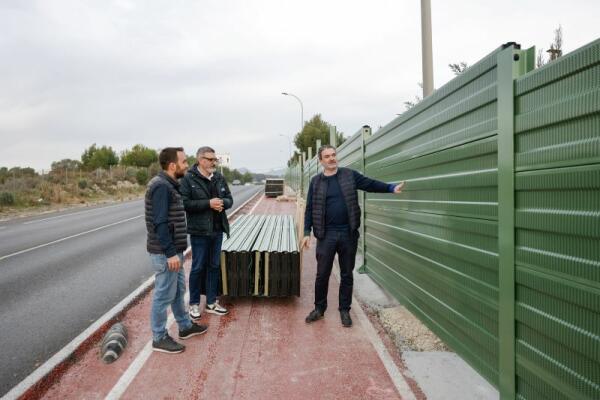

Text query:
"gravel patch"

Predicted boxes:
[[378, 306, 450, 352]]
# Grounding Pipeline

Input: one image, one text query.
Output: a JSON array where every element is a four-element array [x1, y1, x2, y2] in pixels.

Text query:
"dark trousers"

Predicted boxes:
[[314, 229, 358, 312]]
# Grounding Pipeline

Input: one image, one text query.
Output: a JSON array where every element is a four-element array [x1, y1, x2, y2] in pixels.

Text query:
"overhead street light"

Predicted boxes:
[[281, 92, 304, 135]]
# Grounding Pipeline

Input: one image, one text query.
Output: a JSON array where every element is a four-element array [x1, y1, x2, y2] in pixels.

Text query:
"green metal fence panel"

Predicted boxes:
[[338, 127, 366, 255], [513, 39, 600, 400], [364, 45, 508, 386], [283, 38, 600, 400], [337, 128, 362, 170]]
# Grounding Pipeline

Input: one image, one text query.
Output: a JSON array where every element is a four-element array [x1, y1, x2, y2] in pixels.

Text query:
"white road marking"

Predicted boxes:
[[105, 292, 188, 400], [22, 203, 134, 225], [105, 190, 263, 399], [3, 274, 156, 400], [247, 194, 264, 214], [4, 187, 263, 399], [0, 215, 143, 262]]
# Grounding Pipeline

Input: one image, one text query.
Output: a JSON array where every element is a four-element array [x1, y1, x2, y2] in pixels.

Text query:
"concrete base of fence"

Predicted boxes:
[[403, 352, 498, 400], [340, 253, 499, 399]]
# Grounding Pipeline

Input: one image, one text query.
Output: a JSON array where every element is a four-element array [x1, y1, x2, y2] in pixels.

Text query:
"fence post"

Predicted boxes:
[[329, 125, 337, 146], [497, 44, 534, 400], [358, 125, 372, 274], [302, 152, 306, 197]]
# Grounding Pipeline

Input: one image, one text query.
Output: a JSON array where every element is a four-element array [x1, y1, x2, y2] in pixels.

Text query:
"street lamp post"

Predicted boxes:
[[281, 92, 304, 135]]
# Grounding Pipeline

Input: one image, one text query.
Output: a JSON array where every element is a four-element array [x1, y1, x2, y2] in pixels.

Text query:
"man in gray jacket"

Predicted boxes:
[[145, 147, 207, 354]]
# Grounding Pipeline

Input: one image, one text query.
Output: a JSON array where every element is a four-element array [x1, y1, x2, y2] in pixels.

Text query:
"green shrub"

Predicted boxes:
[[78, 179, 88, 189], [0, 192, 15, 206], [136, 169, 149, 186], [126, 167, 137, 177]]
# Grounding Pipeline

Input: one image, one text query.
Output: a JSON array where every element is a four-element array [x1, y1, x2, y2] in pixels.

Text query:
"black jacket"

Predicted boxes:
[[145, 172, 188, 256], [304, 168, 394, 239], [180, 165, 233, 237]]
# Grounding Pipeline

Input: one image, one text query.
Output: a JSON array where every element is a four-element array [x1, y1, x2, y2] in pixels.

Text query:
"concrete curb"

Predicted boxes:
[[4, 276, 155, 400], [5, 189, 263, 400]]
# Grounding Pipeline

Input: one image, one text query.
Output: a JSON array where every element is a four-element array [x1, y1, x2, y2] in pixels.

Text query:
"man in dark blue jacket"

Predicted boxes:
[[145, 147, 207, 354], [180, 146, 233, 320], [302, 145, 405, 327]]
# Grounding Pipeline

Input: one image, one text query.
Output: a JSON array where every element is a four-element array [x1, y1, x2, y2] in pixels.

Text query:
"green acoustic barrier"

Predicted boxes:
[[285, 38, 600, 400]]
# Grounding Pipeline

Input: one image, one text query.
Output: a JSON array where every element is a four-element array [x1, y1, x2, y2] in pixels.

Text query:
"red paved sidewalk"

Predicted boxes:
[[38, 197, 411, 399]]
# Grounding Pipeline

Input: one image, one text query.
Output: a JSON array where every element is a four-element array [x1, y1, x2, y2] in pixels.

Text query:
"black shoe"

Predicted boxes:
[[179, 322, 208, 340], [152, 334, 185, 353], [340, 310, 352, 327], [305, 308, 324, 323]]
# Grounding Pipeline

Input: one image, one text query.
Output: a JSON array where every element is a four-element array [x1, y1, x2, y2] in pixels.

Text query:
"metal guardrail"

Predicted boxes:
[[221, 214, 300, 297]]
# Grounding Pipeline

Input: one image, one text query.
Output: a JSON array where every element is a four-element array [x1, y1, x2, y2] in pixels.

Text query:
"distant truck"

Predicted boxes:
[[264, 178, 284, 198]]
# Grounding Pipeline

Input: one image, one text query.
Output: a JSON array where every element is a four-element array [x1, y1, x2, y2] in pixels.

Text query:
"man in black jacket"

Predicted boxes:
[[145, 147, 207, 354], [301, 145, 405, 327], [180, 146, 233, 320]]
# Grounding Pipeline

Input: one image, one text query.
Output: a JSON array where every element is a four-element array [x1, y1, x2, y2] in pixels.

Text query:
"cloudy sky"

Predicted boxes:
[[1, 0, 598, 172]]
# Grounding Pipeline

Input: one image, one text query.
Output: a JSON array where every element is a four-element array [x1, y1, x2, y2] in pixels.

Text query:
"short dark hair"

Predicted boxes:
[[196, 146, 215, 157], [318, 145, 336, 160], [159, 147, 184, 170]]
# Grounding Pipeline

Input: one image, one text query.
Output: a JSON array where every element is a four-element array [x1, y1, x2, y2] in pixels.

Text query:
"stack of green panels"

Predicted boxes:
[[221, 214, 300, 297]]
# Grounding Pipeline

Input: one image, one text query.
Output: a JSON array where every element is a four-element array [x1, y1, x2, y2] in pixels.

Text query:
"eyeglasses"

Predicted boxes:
[[201, 157, 219, 163]]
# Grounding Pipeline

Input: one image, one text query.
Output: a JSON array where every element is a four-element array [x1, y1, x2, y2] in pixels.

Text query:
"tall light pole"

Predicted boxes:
[[421, 0, 434, 97], [281, 92, 304, 135]]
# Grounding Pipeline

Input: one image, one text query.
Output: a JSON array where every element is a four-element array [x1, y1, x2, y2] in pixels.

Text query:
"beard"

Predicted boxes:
[[174, 167, 187, 179]]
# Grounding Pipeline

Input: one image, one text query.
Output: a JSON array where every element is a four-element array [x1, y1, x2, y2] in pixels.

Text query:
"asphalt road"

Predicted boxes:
[[0, 184, 262, 396]]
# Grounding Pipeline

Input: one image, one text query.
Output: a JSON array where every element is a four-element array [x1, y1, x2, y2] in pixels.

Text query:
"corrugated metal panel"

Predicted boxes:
[[363, 46, 504, 386], [222, 214, 300, 297], [284, 38, 600, 399], [302, 156, 320, 196], [338, 128, 366, 254], [513, 39, 600, 400], [337, 128, 362, 170], [265, 178, 284, 197], [221, 215, 267, 296]]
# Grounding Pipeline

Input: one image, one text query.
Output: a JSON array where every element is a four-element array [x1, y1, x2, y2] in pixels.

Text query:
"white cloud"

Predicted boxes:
[[1, 0, 598, 172]]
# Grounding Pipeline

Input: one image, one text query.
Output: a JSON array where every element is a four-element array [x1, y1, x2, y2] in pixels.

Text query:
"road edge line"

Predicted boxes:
[[5, 187, 263, 399], [4, 275, 155, 400]]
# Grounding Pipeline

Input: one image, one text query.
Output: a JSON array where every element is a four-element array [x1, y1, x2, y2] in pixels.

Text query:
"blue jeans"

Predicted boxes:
[[149, 253, 192, 342], [189, 233, 223, 306]]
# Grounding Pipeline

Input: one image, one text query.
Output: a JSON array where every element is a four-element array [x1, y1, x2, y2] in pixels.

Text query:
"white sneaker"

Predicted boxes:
[[206, 302, 229, 316], [189, 304, 201, 320]]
